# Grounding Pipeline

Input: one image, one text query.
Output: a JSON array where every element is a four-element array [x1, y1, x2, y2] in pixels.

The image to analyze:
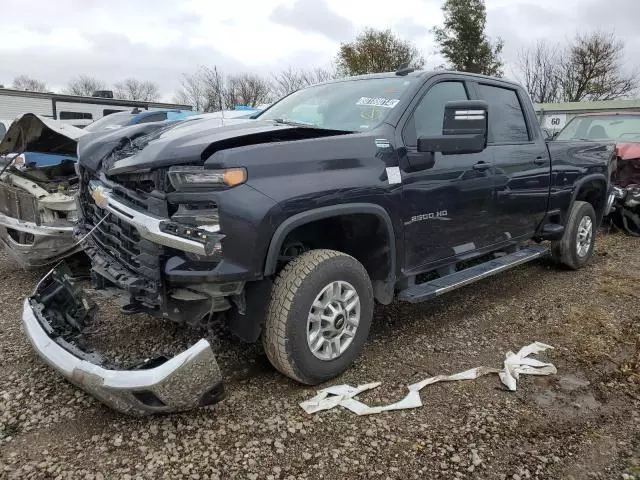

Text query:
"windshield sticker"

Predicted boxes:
[[356, 97, 400, 109]]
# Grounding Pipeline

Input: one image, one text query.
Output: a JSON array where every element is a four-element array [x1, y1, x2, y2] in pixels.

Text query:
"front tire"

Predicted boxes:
[[551, 200, 596, 270], [263, 249, 374, 385]]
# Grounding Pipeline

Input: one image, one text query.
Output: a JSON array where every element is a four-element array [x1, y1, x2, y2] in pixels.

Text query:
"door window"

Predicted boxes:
[[477, 84, 529, 143], [404, 81, 468, 146]]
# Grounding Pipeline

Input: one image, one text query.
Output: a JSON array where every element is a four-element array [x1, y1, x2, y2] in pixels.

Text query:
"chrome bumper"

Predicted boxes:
[[90, 184, 210, 255], [22, 266, 225, 416], [0, 212, 80, 267]]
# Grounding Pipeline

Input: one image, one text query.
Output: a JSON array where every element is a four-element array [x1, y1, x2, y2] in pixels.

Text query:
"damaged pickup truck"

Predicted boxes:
[[0, 114, 85, 266], [23, 70, 616, 415]]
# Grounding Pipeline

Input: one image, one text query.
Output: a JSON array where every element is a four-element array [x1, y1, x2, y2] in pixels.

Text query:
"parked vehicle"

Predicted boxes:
[[83, 109, 198, 132], [23, 70, 615, 415], [0, 110, 198, 267], [553, 112, 640, 235]]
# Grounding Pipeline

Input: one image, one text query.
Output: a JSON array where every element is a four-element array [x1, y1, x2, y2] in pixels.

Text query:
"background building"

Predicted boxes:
[[535, 99, 640, 134]]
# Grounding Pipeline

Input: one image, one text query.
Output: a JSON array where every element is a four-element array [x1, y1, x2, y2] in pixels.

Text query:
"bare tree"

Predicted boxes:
[[173, 70, 207, 110], [516, 41, 563, 103], [200, 66, 226, 112], [271, 67, 337, 98], [64, 75, 106, 96], [12, 75, 48, 92], [114, 78, 161, 101], [561, 32, 638, 102], [516, 32, 638, 103], [223, 74, 272, 108]]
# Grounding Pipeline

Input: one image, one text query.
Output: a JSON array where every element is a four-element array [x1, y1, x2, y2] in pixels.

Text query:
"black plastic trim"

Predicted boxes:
[[263, 203, 396, 285]]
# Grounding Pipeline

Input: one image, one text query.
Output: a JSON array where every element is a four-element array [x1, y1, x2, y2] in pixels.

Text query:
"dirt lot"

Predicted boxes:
[[1, 233, 639, 480]]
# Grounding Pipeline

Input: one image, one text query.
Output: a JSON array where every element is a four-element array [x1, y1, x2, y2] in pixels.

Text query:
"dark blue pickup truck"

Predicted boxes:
[[23, 70, 615, 415]]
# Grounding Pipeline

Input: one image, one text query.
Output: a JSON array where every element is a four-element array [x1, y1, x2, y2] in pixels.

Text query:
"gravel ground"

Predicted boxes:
[[1, 233, 639, 479]]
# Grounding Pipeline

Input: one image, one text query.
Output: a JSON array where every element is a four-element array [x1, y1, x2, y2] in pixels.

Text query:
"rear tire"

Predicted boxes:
[[551, 200, 596, 270], [263, 249, 374, 385]]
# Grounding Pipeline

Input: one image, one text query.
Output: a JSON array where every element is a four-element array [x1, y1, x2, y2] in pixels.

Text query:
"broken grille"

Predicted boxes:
[[0, 183, 40, 224], [82, 188, 163, 282]]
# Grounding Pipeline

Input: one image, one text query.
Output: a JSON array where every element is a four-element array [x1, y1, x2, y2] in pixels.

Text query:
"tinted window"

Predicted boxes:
[[136, 112, 167, 124], [410, 81, 468, 143], [59, 111, 93, 120], [0, 123, 5, 141], [477, 84, 529, 143]]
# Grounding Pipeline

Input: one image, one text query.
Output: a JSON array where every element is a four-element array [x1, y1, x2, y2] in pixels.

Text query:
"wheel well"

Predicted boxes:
[[575, 179, 607, 223], [274, 213, 392, 302]]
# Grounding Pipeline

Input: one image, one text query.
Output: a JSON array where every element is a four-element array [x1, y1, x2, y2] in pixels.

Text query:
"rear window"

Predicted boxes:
[[84, 112, 135, 132]]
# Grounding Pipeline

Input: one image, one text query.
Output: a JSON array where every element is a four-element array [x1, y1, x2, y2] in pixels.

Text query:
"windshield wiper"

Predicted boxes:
[[272, 118, 317, 128]]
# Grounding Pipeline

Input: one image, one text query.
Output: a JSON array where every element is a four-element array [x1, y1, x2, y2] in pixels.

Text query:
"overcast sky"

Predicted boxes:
[[0, 0, 636, 101]]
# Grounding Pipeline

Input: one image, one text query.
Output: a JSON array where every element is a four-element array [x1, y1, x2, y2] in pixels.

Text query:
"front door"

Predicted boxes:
[[474, 82, 551, 242], [399, 79, 496, 272]]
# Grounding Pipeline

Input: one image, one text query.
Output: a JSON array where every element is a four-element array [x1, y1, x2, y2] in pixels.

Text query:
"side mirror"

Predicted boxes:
[[418, 100, 488, 155]]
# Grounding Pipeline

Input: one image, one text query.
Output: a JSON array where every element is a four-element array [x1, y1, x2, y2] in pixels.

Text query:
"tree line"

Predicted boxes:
[[3, 0, 637, 109], [8, 74, 162, 102]]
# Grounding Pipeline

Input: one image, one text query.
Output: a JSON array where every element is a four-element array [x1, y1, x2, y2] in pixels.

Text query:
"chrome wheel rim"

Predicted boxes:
[[576, 215, 593, 257], [307, 281, 360, 361]]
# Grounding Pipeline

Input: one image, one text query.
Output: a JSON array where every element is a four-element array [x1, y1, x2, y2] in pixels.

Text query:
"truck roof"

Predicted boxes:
[[316, 70, 523, 88]]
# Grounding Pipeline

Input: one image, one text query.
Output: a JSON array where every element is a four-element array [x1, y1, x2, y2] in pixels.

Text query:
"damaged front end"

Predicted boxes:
[[608, 143, 640, 236], [22, 263, 225, 416], [0, 114, 84, 267]]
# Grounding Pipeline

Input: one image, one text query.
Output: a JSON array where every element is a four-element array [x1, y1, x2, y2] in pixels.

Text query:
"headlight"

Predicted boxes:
[[159, 221, 223, 257], [171, 205, 220, 232], [168, 166, 246, 191]]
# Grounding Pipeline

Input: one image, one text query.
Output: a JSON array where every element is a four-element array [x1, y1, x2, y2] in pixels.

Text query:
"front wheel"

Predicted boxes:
[[551, 200, 597, 270], [263, 249, 374, 385]]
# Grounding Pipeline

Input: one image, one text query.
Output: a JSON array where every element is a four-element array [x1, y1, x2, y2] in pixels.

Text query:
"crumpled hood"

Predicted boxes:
[[614, 142, 640, 187], [615, 142, 640, 161], [0, 113, 86, 156], [79, 117, 346, 176]]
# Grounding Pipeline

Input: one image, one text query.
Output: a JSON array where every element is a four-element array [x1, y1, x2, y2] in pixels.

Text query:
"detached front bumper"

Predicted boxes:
[[0, 212, 80, 267], [22, 266, 225, 416]]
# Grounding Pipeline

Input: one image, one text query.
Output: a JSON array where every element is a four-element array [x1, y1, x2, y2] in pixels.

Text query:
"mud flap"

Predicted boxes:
[[23, 263, 225, 416]]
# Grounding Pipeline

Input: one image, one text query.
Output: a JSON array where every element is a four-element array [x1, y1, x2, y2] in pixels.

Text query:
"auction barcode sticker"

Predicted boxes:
[[356, 97, 400, 108]]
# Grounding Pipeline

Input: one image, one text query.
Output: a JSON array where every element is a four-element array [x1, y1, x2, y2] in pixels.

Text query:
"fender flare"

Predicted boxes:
[[263, 203, 397, 282], [569, 173, 609, 223]]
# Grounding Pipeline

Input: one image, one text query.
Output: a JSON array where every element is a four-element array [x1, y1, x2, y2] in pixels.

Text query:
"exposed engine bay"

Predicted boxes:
[[609, 144, 640, 236]]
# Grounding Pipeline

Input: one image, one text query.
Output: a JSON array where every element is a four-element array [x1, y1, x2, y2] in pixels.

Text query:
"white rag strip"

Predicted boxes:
[[300, 341, 557, 415]]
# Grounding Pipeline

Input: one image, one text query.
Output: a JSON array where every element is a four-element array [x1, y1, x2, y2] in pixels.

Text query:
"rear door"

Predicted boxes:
[[398, 77, 497, 272], [473, 82, 551, 242]]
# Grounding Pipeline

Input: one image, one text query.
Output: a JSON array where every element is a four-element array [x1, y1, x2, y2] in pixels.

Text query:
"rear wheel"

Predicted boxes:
[[551, 200, 596, 270], [263, 249, 374, 385]]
